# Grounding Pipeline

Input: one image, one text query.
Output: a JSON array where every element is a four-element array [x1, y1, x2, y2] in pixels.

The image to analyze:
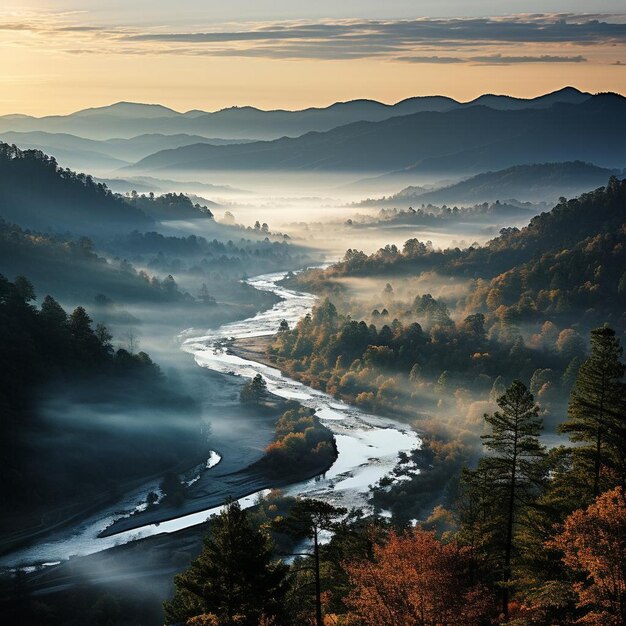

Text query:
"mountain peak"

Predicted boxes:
[[72, 102, 180, 118]]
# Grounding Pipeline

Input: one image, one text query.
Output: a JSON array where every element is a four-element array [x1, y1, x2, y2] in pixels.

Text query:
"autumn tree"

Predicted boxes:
[[559, 326, 626, 498], [343, 528, 491, 626], [551, 487, 626, 625], [164, 500, 288, 626]]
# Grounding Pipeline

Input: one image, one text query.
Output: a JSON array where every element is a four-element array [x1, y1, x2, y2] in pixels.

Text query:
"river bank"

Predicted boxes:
[[0, 270, 420, 571], [100, 394, 337, 538]]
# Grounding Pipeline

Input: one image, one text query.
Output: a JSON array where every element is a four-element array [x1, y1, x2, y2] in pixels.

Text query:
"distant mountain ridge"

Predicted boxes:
[[0, 87, 592, 141], [358, 162, 621, 207], [125, 93, 626, 176], [0, 131, 252, 173]]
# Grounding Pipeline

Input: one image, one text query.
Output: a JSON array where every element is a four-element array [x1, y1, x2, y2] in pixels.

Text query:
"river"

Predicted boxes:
[[1, 271, 420, 569]]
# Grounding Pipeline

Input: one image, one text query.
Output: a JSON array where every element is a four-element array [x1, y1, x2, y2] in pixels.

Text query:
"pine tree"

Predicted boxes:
[[164, 500, 288, 626], [480, 380, 545, 618], [274, 499, 346, 626], [559, 326, 626, 497], [40, 295, 67, 327]]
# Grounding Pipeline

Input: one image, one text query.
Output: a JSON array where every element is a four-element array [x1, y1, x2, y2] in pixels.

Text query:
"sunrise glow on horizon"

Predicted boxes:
[[1, 0, 625, 116]]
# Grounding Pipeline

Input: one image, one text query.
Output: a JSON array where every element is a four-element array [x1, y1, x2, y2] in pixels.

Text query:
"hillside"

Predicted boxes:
[[125, 192, 215, 220], [298, 177, 626, 340], [0, 274, 203, 532], [359, 162, 620, 206], [0, 219, 189, 304], [464, 224, 626, 330], [0, 88, 591, 141], [0, 143, 151, 234], [321, 177, 626, 282], [126, 94, 626, 175]]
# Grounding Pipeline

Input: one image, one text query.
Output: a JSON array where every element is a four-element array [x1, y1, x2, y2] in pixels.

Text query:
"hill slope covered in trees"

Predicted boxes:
[[0, 143, 152, 234]]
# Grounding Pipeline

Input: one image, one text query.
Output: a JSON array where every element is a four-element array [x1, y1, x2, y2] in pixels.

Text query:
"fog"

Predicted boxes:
[[1, 140, 591, 623]]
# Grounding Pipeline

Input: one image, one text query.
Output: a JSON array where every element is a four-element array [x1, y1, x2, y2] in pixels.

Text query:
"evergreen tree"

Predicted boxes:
[[164, 500, 288, 626], [40, 295, 67, 327], [409, 362, 422, 383], [274, 499, 346, 626], [14, 275, 35, 302], [480, 380, 545, 618], [559, 326, 626, 497], [458, 463, 505, 586]]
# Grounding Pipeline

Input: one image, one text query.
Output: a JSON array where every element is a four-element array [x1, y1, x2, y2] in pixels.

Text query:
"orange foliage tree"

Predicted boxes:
[[551, 487, 626, 626], [343, 528, 492, 626]]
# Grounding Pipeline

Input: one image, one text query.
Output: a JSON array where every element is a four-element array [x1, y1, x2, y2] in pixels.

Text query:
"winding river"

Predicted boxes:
[[1, 271, 420, 569]]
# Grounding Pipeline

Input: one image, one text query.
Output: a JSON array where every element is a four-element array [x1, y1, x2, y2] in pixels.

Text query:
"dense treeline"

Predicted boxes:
[[268, 295, 577, 422], [106, 230, 305, 278], [351, 200, 534, 228], [0, 275, 204, 530], [0, 219, 190, 304], [0, 142, 150, 232], [124, 191, 214, 221]]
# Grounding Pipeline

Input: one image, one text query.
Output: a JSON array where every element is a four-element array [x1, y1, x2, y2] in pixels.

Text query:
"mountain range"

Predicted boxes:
[[125, 93, 626, 177], [0, 87, 591, 141]]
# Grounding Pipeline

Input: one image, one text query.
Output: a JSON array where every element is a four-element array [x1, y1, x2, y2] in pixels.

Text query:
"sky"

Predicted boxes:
[[1, 1, 625, 115]]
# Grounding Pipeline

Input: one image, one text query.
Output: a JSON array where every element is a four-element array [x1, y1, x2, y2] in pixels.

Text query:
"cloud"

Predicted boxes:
[[117, 15, 626, 62], [399, 56, 465, 64], [470, 54, 588, 64], [2, 13, 625, 63], [121, 15, 626, 48]]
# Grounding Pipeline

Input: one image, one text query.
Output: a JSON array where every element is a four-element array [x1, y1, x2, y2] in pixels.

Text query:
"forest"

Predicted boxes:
[[154, 336, 626, 626], [0, 78, 624, 626], [6, 176, 622, 626], [0, 275, 205, 546]]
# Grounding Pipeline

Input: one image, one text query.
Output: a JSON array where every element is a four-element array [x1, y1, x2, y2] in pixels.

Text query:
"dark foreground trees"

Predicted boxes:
[[461, 380, 545, 618], [559, 326, 626, 499], [164, 500, 288, 626]]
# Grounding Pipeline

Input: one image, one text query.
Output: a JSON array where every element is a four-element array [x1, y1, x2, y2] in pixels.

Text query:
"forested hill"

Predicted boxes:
[[0, 219, 189, 304], [328, 177, 626, 280], [125, 192, 215, 221], [0, 142, 152, 234], [303, 178, 626, 334], [0, 275, 203, 534]]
